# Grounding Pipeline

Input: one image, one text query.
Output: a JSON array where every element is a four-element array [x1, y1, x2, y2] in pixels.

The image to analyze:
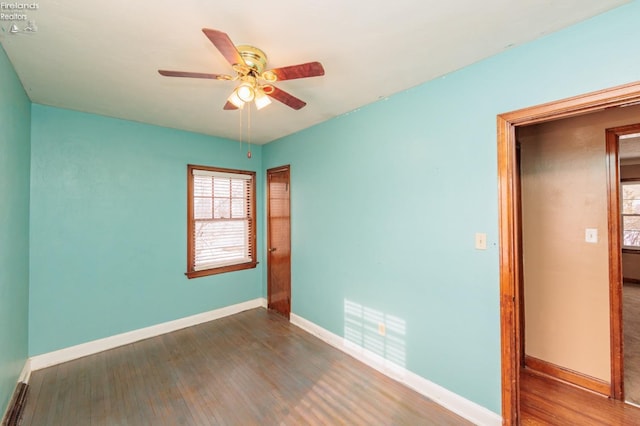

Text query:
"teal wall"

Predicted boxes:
[[0, 46, 31, 414], [262, 2, 640, 414], [28, 105, 264, 356]]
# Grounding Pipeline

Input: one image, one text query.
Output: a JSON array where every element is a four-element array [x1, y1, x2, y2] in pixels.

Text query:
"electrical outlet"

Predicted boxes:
[[378, 323, 386, 336]]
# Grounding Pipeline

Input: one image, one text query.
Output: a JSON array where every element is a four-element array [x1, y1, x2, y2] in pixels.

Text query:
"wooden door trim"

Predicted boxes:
[[524, 355, 611, 396], [606, 123, 640, 400], [267, 165, 291, 174], [498, 80, 640, 425], [266, 165, 291, 318]]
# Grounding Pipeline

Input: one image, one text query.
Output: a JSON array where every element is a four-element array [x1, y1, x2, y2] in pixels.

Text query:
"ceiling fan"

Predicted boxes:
[[158, 28, 325, 111]]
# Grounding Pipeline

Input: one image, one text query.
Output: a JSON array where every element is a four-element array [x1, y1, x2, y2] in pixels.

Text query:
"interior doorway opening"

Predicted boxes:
[[516, 111, 626, 398], [498, 81, 640, 425], [611, 125, 640, 406]]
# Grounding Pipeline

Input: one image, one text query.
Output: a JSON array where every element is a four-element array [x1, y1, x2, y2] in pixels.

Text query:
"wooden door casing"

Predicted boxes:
[[498, 81, 640, 424]]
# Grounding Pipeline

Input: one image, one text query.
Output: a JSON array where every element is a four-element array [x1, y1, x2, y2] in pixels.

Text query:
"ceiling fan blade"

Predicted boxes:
[[202, 28, 245, 66], [223, 101, 239, 110], [268, 61, 325, 81], [267, 86, 307, 110], [158, 70, 230, 80]]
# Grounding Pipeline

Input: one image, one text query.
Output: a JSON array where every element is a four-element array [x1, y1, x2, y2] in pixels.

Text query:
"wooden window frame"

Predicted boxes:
[[186, 164, 257, 279]]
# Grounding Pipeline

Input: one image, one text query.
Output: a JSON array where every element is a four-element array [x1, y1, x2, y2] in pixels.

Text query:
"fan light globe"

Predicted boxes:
[[254, 90, 272, 110], [236, 84, 255, 102], [227, 91, 245, 109]]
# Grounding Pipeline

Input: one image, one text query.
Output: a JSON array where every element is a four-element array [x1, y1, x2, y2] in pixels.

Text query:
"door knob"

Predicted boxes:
[[269, 248, 277, 252]]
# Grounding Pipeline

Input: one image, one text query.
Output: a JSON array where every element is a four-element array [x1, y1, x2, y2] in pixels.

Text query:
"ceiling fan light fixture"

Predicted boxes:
[[236, 83, 255, 102], [227, 90, 245, 109], [254, 89, 272, 110]]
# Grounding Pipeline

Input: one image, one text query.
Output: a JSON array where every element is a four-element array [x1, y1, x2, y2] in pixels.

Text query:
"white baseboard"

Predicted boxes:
[[30, 298, 264, 371], [290, 313, 502, 426], [18, 359, 31, 384], [260, 297, 268, 308], [627, 400, 640, 409]]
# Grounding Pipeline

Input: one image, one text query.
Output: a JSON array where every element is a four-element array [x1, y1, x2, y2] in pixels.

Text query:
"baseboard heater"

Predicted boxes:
[[1, 382, 28, 426]]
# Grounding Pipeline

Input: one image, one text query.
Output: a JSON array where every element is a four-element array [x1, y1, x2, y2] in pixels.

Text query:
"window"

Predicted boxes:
[[622, 180, 640, 249], [186, 165, 257, 278]]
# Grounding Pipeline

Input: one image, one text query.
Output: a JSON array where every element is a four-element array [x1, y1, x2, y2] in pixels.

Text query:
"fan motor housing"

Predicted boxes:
[[236, 45, 268, 74]]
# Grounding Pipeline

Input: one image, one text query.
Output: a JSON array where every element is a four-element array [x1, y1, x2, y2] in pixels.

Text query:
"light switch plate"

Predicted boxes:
[[585, 228, 598, 243], [475, 233, 487, 250]]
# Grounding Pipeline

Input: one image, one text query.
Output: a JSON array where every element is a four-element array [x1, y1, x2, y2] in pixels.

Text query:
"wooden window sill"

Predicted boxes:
[[185, 261, 259, 279]]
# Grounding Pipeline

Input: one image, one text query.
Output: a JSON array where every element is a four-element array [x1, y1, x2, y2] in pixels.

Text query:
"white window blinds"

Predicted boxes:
[[623, 181, 640, 248], [191, 168, 255, 271]]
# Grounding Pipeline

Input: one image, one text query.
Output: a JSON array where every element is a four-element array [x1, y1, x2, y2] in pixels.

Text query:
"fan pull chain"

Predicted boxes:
[[247, 104, 252, 159], [238, 106, 243, 154]]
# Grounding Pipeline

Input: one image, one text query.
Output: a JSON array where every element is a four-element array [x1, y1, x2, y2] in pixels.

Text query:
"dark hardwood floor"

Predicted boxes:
[[624, 282, 640, 406], [520, 369, 640, 425], [20, 308, 471, 425]]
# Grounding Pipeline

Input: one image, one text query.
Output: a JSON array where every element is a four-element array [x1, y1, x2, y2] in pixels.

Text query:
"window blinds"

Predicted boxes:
[[191, 169, 254, 271]]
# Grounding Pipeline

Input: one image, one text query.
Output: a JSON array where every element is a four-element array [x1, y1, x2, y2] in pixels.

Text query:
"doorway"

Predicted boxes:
[[267, 165, 291, 318], [609, 124, 640, 406], [498, 81, 640, 424], [515, 108, 640, 403]]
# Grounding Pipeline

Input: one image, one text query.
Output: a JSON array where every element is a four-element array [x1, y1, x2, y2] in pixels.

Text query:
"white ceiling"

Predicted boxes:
[[0, 0, 629, 144]]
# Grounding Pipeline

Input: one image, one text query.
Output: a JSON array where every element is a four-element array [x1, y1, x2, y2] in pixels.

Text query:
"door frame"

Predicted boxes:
[[605, 123, 640, 401], [498, 81, 640, 425], [266, 165, 291, 318]]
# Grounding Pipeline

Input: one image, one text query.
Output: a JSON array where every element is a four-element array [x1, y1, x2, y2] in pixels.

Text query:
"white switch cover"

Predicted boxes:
[[585, 228, 598, 243], [475, 233, 487, 250]]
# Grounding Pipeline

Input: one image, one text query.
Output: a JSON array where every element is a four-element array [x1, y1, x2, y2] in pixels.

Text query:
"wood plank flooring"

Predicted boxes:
[[520, 369, 640, 425], [624, 282, 640, 406], [20, 308, 471, 425]]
